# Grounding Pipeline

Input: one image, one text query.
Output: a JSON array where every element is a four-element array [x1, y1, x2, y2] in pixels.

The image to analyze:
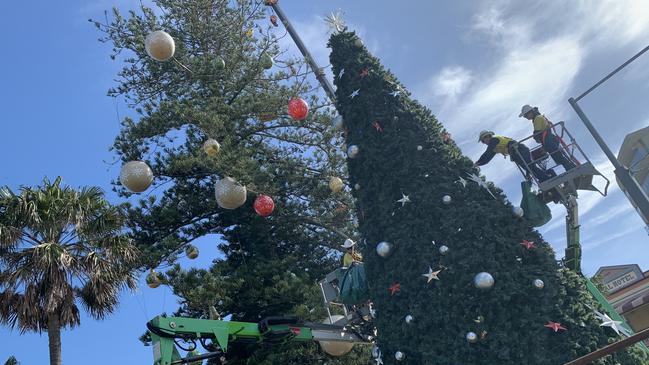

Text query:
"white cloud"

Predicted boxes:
[[429, 66, 473, 102]]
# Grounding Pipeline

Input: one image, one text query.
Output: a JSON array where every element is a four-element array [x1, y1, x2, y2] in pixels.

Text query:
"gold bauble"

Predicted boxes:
[[145, 30, 175, 62], [120, 161, 154, 193], [319, 315, 354, 356], [329, 177, 344, 193], [215, 177, 247, 209], [185, 245, 199, 260], [146, 270, 161, 289], [203, 138, 221, 157]]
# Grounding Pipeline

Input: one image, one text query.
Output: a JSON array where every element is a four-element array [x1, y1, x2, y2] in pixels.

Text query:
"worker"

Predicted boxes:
[[474, 131, 552, 182], [341, 239, 362, 268], [519, 105, 576, 171]]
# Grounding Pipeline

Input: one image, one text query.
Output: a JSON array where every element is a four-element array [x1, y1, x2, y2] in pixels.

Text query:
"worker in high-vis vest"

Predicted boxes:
[[475, 131, 552, 182], [341, 238, 362, 268], [519, 104, 576, 171]]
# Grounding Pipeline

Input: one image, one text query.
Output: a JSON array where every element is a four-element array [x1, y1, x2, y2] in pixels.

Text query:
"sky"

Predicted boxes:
[[1, 0, 649, 363]]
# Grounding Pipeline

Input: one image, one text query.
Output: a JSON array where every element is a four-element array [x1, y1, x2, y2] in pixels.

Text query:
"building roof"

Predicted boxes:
[[618, 126, 649, 167]]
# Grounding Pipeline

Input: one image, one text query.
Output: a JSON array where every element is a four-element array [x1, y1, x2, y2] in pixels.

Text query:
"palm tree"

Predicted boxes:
[[0, 177, 138, 365]]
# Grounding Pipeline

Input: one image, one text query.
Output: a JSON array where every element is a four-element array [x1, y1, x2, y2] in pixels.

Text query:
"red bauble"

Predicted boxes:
[[288, 97, 309, 120], [254, 194, 275, 217]]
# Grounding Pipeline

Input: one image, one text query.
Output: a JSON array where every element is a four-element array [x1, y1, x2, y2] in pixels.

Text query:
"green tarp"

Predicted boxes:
[[338, 263, 370, 305], [520, 180, 552, 227]]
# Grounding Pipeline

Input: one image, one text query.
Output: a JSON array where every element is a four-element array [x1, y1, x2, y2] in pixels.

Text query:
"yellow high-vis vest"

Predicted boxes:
[[492, 135, 514, 156]]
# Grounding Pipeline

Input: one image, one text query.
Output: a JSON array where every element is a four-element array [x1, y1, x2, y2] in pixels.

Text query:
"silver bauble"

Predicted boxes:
[[332, 115, 344, 130], [513, 206, 524, 218], [473, 272, 495, 290], [215, 177, 247, 209], [417, 145, 423, 151], [442, 195, 452, 204], [394, 351, 405, 361], [439, 245, 449, 255], [354, 38, 364, 47], [405, 315, 414, 324], [347, 145, 360, 159], [319, 315, 354, 356], [354, 183, 361, 190], [376, 241, 392, 258], [533, 279, 545, 289], [466, 332, 478, 343], [120, 161, 154, 193], [145, 30, 175, 61], [203, 138, 221, 157]]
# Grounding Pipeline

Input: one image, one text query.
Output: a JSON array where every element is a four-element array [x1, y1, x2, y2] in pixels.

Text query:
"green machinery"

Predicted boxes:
[[147, 315, 371, 365]]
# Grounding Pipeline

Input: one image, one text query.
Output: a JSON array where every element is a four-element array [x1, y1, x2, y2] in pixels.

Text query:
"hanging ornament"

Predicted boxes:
[[260, 53, 274, 69], [466, 332, 478, 343], [417, 145, 423, 151], [359, 68, 370, 78], [215, 177, 247, 209], [319, 315, 354, 356], [269, 14, 278, 27], [533, 279, 545, 289], [253, 195, 275, 217], [354, 183, 361, 190], [145, 30, 175, 62], [349, 88, 360, 99], [593, 309, 631, 337], [544, 321, 567, 332], [376, 241, 392, 258], [466, 172, 497, 199], [474, 272, 495, 290], [388, 282, 401, 295], [185, 245, 199, 260], [474, 315, 484, 324], [513, 206, 524, 218], [146, 270, 162, 289], [246, 28, 254, 37], [422, 267, 442, 283], [213, 56, 226, 70], [329, 177, 344, 193], [389, 90, 401, 97], [354, 38, 364, 47], [120, 161, 154, 193], [442, 195, 452, 204], [456, 176, 468, 187], [394, 351, 405, 361], [396, 193, 411, 207], [520, 240, 536, 250], [347, 145, 360, 158], [203, 138, 221, 157], [439, 245, 449, 255], [332, 115, 344, 130], [287, 97, 309, 120], [405, 314, 414, 324]]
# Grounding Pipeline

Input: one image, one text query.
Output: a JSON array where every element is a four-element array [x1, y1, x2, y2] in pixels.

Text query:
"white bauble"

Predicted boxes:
[[145, 30, 175, 61], [120, 161, 154, 193], [215, 177, 247, 209], [319, 315, 354, 356]]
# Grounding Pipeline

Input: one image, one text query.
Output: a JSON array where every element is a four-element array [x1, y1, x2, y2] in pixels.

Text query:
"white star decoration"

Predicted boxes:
[[338, 68, 345, 78], [466, 172, 496, 199], [593, 309, 631, 337], [324, 9, 346, 33], [422, 266, 442, 283], [396, 194, 411, 207], [389, 90, 401, 97], [349, 88, 360, 99], [374, 353, 384, 365], [456, 176, 467, 187]]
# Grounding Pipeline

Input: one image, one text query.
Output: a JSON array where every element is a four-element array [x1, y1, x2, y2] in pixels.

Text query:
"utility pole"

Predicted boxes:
[[568, 44, 649, 226]]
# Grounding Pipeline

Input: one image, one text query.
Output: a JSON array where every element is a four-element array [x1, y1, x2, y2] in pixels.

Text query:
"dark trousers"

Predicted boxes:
[[543, 132, 576, 171], [510, 143, 552, 182]]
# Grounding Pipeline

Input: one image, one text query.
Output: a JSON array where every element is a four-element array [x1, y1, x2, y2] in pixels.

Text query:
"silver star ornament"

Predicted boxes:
[[396, 194, 411, 207], [466, 172, 496, 199], [324, 9, 346, 33], [349, 89, 360, 99]]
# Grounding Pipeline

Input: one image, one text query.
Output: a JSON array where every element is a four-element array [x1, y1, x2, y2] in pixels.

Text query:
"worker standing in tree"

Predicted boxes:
[[520, 104, 577, 171], [341, 239, 362, 268], [474, 131, 552, 182]]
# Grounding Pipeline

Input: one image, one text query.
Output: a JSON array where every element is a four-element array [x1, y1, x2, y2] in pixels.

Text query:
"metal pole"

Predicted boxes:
[[564, 327, 649, 365], [568, 98, 649, 224], [575, 43, 649, 102], [267, 1, 337, 103]]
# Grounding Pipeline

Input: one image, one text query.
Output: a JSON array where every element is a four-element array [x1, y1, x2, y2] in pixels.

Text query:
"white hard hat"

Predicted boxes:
[[478, 130, 494, 142], [519, 104, 534, 117], [341, 238, 356, 249]]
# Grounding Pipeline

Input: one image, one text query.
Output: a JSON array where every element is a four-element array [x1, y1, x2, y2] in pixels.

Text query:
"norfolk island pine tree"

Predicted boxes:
[[328, 30, 648, 365]]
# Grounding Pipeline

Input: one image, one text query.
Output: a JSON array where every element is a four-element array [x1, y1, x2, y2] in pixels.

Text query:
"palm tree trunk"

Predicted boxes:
[[47, 314, 62, 365]]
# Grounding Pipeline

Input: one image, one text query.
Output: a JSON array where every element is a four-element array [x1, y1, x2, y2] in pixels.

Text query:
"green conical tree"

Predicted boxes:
[[328, 30, 648, 365]]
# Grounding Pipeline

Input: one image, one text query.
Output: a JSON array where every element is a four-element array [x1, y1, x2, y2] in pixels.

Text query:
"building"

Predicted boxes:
[[595, 264, 649, 334], [617, 126, 649, 227]]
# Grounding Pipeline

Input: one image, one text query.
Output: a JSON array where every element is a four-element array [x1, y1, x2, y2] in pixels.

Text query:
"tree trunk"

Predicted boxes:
[[47, 314, 62, 365]]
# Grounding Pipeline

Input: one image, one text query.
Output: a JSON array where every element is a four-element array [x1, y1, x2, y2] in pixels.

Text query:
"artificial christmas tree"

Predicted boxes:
[[328, 30, 648, 365]]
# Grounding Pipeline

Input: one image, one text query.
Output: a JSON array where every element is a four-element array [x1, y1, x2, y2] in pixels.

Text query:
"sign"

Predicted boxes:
[[605, 271, 640, 293]]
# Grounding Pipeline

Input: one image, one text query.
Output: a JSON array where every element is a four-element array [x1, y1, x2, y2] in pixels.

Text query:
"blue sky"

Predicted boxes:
[[1, 0, 649, 363]]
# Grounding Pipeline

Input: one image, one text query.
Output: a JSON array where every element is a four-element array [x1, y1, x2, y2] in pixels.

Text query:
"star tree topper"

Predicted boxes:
[[324, 9, 346, 33]]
